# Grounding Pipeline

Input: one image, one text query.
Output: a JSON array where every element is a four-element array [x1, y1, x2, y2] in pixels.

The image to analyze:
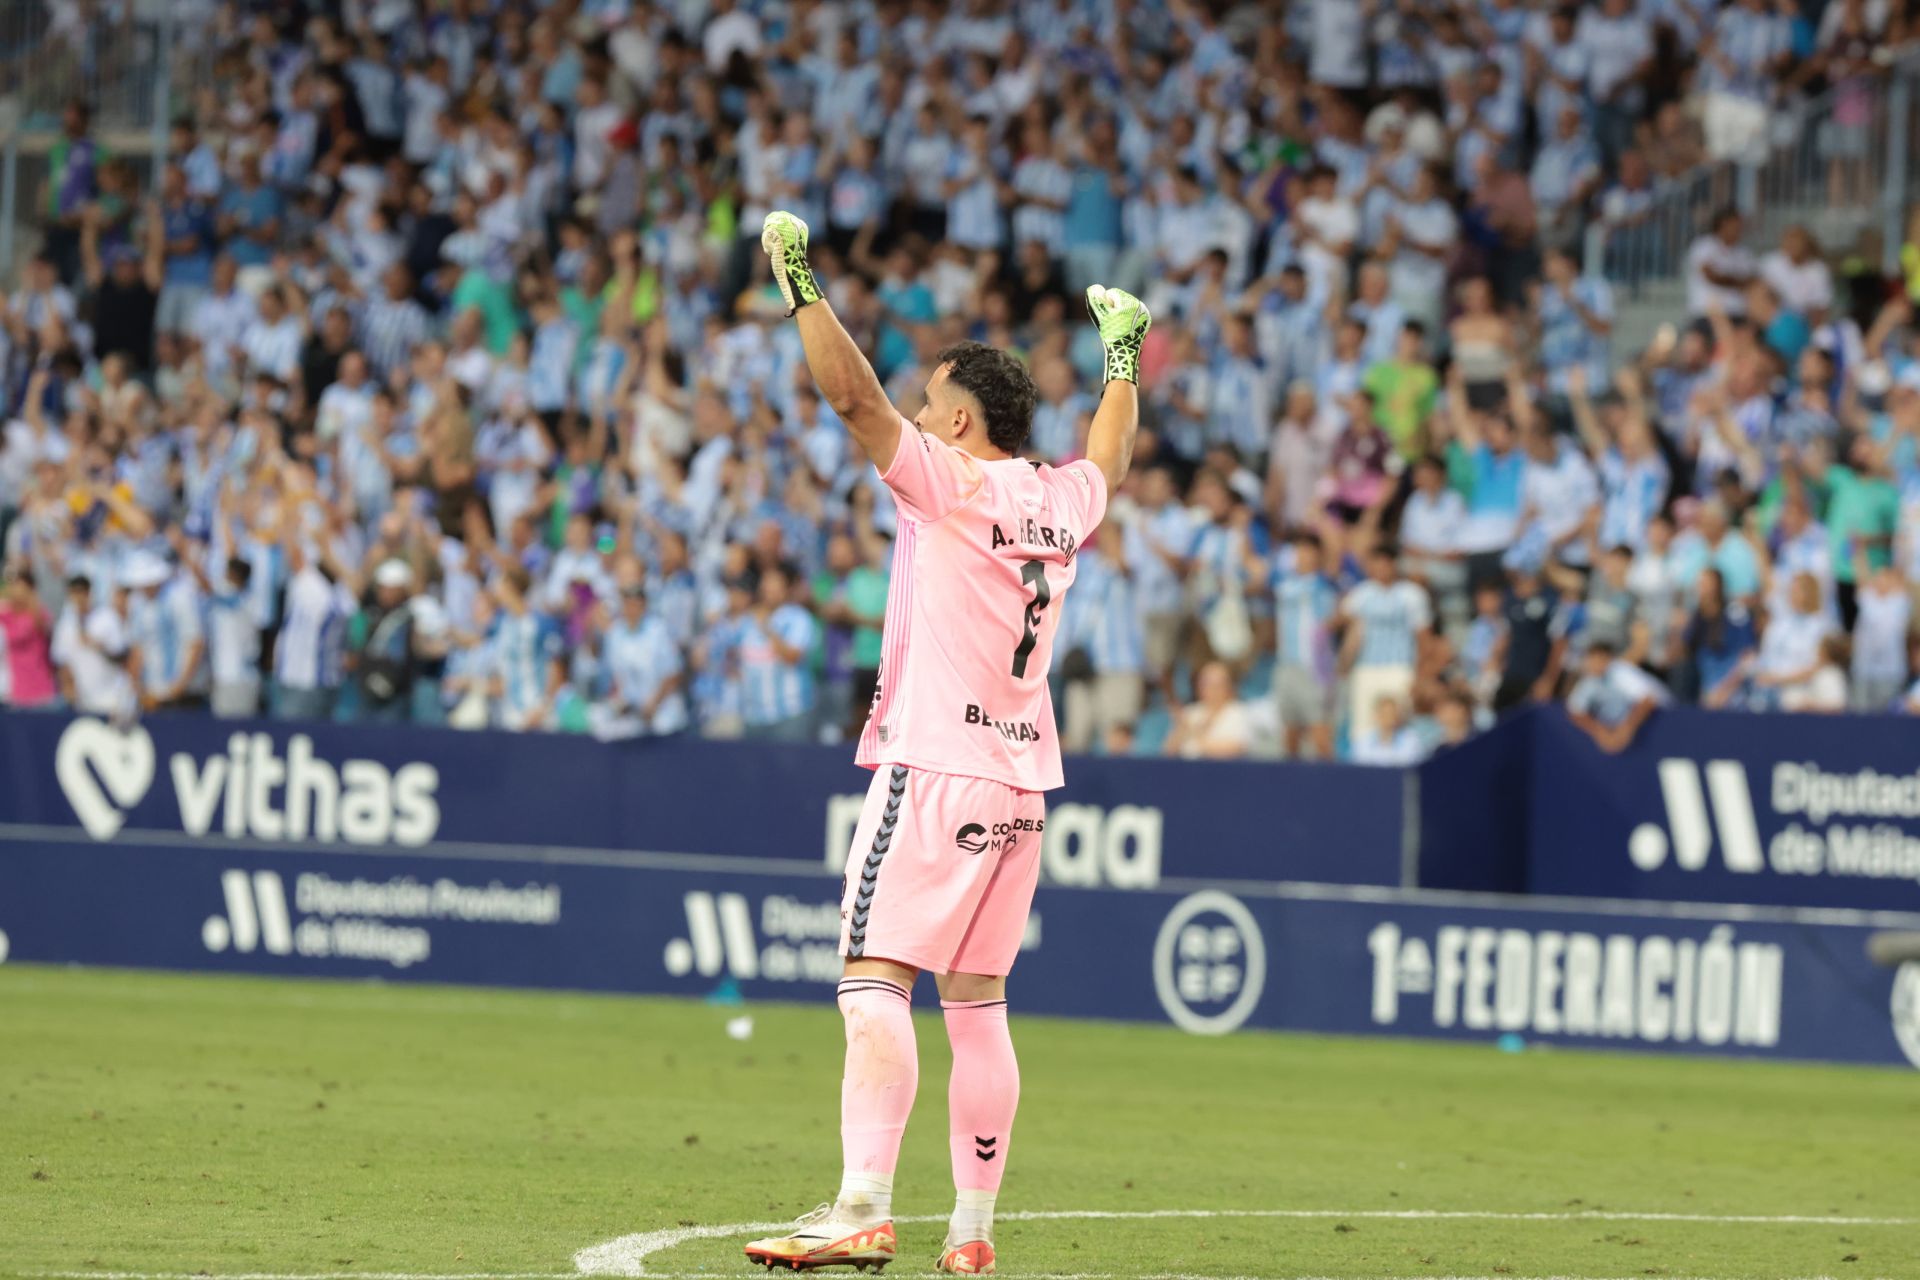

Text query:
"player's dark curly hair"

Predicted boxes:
[[933, 341, 1037, 456]]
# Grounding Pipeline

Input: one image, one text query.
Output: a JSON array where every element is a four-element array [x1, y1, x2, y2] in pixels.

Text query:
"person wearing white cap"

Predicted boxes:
[[345, 559, 422, 723], [125, 549, 206, 713]]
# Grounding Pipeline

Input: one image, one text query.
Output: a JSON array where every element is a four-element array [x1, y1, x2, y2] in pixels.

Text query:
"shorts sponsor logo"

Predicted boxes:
[[1152, 891, 1266, 1035], [55, 717, 442, 846], [954, 819, 1042, 856], [963, 703, 1042, 743], [1892, 962, 1920, 1069], [1631, 757, 1920, 884], [1366, 920, 1784, 1048], [202, 868, 559, 971]]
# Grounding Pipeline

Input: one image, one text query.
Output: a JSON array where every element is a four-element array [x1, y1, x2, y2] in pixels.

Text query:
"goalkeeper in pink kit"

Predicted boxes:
[[743, 212, 1151, 1275]]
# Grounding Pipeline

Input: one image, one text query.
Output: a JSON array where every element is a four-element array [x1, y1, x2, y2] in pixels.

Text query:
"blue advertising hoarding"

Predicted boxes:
[[0, 711, 1407, 890], [1524, 707, 1920, 912], [0, 836, 1914, 1069], [5, 706, 1920, 1069]]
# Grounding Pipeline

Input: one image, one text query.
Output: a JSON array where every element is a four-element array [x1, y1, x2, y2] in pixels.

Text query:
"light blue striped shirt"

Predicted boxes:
[[575, 337, 628, 418], [1011, 156, 1072, 252], [130, 578, 205, 695], [605, 614, 689, 734], [738, 604, 816, 726], [274, 566, 342, 691], [528, 318, 580, 413], [1538, 276, 1614, 394], [1207, 356, 1271, 457], [1030, 393, 1092, 462], [356, 296, 430, 378], [1275, 571, 1339, 675], [1124, 505, 1196, 616], [1064, 548, 1146, 675], [1598, 450, 1670, 550], [946, 154, 1005, 250], [1188, 522, 1251, 613], [1342, 579, 1431, 670], [693, 614, 745, 726], [492, 611, 564, 724]]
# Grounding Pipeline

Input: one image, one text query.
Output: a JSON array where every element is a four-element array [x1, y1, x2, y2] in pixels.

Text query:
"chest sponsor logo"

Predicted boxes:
[[964, 704, 1041, 742]]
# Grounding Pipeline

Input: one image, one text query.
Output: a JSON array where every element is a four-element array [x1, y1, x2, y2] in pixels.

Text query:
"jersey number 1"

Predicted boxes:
[[1010, 559, 1050, 678]]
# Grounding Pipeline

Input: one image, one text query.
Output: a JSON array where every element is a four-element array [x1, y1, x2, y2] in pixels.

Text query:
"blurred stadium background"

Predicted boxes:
[[3, 1, 1920, 1277]]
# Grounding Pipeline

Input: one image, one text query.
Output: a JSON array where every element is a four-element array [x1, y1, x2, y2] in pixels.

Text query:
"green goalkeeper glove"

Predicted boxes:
[[761, 210, 823, 316], [1086, 284, 1151, 384]]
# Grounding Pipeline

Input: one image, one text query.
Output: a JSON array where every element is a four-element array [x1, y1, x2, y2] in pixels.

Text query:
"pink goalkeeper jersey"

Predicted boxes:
[[856, 418, 1109, 792]]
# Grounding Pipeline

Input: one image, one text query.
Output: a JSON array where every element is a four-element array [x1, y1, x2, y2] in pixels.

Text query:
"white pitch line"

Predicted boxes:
[[25, 1208, 1915, 1280], [570, 1206, 1920, 1278]]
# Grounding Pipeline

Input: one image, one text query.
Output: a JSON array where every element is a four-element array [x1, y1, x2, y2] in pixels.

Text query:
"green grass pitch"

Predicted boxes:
[[3, 964, 1918, 1279]]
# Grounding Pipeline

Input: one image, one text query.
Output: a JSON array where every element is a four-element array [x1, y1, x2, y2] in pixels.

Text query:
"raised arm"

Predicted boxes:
[[1083, 285, 1152, 494], [761, 211, 904, 470]]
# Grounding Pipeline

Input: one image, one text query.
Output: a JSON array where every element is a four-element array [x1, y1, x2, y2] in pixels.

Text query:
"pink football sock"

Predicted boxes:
[[837, 977, 918, 1219], [943, 998, 1019, 1198]]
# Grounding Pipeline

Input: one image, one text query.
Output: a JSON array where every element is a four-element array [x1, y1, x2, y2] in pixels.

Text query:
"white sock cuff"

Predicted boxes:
[[950, 1188, 996, 1241], [839, 1171, 895, 1199]]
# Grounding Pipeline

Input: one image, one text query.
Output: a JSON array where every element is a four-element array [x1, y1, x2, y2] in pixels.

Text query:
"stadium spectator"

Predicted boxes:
[[1350, 694, 1428, 765], [1566, 638, 1669, 752], [1060, 522, 1147, 757], [52, 576, 133, 719], [736, 563, 817, 743], [125, 549, 205, 713], [1269, 532, 1339, 761], [346, 559, 427, 724], [2, 0, 1917, 766], [1340, 545, 1430, 730], [1163, 659, 1251, 761], [0, 569, 56, 708]]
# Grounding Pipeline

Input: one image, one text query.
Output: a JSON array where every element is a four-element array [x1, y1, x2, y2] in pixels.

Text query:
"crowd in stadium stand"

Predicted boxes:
[[3, 0, 1920, 764]]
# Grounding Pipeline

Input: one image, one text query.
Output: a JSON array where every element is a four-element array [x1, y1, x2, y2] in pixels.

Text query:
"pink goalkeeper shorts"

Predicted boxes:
[[837, 764, 1045, 978]]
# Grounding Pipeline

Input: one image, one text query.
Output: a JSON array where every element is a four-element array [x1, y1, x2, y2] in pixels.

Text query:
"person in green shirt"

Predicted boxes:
[[812, 532, 889, 740], [450, 267, 522, 353], [1361, 320, 1439, 460], [1814, 434, 1900, 622]]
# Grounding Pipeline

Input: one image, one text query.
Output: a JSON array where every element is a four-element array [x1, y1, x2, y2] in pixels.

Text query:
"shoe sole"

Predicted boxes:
[[743, 1251, 892, 1272]]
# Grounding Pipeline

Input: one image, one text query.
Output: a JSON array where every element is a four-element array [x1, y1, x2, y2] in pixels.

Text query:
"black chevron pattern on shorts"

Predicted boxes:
[[847, 766, 908, 958]]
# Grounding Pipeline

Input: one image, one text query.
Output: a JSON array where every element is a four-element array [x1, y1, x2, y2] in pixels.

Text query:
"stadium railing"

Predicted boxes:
[[0, 2, 209, 283], [1589, 51, 1920, 306]]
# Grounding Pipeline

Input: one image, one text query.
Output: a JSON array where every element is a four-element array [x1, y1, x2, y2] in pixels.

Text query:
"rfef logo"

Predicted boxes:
[[1893, 962, 1920, 1069], [1152, 891, 1266, 1035], [54, 717, 442, 846]]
